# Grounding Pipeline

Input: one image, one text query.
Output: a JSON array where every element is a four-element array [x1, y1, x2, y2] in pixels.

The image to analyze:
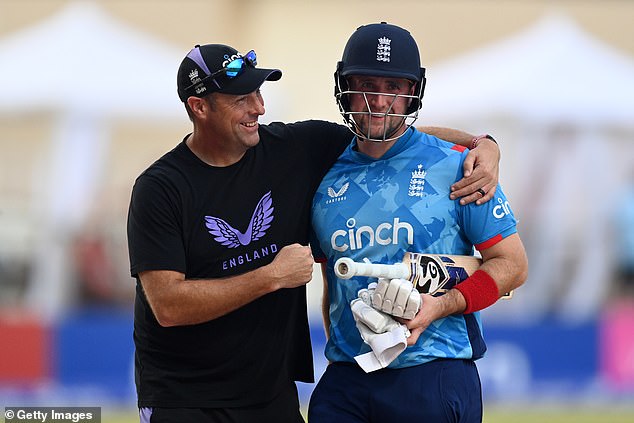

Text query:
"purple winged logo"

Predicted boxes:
[[204, 191, 274, 248]]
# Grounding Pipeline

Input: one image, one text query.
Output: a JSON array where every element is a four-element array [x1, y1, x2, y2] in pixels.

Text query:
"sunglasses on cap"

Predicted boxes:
[[185, 50, 258, 94]]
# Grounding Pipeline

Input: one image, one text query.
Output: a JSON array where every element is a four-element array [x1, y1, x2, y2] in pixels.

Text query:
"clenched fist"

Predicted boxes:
[[266, 244, 315, 289]]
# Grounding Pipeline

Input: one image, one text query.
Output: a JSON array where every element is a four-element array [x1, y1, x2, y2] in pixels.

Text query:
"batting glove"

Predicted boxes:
[[350, 283, 411, 372], [371, 278, 421, 319]]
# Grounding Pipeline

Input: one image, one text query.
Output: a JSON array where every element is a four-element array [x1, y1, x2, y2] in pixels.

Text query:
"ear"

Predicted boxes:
[[405, 82, 415, 106], [408, 81, 416, 95], [186, 96, 208, 117]]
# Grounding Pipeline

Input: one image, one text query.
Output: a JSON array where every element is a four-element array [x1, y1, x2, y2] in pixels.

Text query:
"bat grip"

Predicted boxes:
[[334, 257, 410, 280]]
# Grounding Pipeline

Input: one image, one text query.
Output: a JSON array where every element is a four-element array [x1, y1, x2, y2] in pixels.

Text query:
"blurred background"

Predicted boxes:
[[1, 0, 633, 421]]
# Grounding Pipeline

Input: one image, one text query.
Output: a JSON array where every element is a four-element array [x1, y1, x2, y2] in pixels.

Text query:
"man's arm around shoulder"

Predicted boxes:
[[418, 126, 501, 205]]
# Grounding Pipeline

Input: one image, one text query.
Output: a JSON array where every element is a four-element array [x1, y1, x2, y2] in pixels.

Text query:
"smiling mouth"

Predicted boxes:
[[242, 121, 258, 128]]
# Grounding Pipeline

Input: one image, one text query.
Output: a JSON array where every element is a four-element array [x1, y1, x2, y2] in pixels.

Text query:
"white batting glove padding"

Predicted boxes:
[[357, 282, 378, 306], [372, 278, 421, 319], [350, 285, 411, 373], [350, 298, 398, 334]]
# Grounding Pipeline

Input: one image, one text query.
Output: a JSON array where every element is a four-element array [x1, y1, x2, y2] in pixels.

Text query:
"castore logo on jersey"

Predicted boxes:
[[326, 182, 349, 204]]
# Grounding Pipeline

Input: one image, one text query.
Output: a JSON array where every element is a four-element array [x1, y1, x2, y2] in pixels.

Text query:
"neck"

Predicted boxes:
[[186, 131, 246, 167], [356, 127, 410, 159], [356, 138, 396, 159]]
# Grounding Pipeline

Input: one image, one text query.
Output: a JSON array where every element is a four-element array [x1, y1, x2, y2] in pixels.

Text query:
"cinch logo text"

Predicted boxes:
[[493, 198, 512, 219], [330, 217, 414, 252]]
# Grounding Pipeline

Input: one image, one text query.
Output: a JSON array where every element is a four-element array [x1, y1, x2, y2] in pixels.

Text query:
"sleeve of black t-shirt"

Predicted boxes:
[[127, 172, 186, 278]]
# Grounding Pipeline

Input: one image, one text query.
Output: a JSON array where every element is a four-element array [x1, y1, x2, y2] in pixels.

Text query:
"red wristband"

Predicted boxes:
[[454, 269, 499, 314]]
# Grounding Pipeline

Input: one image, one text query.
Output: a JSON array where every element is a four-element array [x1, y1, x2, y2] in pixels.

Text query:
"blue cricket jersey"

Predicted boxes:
[[311, 128, 518, 368]]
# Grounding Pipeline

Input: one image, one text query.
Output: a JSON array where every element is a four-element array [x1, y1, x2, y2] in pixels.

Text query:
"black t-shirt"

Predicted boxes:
[[127, 120, 350, 408]]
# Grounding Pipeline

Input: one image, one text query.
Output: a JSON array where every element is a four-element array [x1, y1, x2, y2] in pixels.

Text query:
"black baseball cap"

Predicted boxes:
[[177, 44, 282, 102]]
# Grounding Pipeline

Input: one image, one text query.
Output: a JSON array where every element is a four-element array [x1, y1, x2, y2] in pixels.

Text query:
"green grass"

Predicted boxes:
[[102, 407, 634, 423], [483, 408, 634, 423], [101, 411, 136, 423]]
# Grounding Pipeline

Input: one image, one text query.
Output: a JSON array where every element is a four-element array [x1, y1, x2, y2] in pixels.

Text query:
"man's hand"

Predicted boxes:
[[400, 289, 467, 345], [450, 138, 500, 205], [266, 244, 314, 289], [399, 293, 440, 346]]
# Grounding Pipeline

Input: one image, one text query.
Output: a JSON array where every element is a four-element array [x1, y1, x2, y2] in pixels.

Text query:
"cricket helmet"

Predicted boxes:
[[334, 22, 426, 141]]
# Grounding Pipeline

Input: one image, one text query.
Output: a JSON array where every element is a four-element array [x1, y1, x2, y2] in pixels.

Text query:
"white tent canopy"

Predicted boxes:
[[422, 13, 634, 126], [1, 2, 290, 319], [420, 13, 634, 322], [0, 1, 184, 119], [0, 2, 186, 318]]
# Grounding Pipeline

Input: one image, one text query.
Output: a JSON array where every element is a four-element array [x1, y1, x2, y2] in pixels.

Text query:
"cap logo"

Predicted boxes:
[[187, 68, 207, 95], [222, 53, 241, 68], [188, 69, 200, 83], [377, 37, 391, 62]]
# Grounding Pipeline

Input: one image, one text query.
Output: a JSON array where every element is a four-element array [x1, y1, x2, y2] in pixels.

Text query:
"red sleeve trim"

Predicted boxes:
[[475, 234, 503, 250], [451, 144, 467, 152]]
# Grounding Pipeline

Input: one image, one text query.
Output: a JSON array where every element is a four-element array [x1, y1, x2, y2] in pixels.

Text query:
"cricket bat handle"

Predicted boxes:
[[334, 257, 410, 280]]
